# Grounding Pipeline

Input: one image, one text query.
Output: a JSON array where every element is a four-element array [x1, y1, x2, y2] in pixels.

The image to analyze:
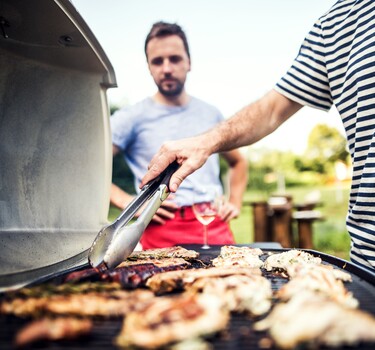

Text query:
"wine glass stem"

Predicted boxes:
[[202, 224, 210, 249]]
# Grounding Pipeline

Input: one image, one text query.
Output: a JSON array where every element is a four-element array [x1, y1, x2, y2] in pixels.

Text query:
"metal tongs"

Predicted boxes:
[[88, 161, 179, 271]]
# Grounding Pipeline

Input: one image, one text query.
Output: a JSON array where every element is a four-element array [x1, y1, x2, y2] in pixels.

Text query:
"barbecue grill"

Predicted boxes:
[[1, 246, 375, 350], [2, 3, 375, 348], [0, 0, 116, 289]]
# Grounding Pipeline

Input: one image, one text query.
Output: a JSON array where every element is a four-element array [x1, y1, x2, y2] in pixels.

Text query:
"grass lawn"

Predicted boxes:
[[108, 182, 351, 260]]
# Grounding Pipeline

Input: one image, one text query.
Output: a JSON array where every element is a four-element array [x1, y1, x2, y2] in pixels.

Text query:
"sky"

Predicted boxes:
[[71, 0, 344, 154]]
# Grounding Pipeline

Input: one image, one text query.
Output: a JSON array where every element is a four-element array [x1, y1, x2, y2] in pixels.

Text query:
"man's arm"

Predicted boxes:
[[141, 90, 303, 191], [111, 145, 178, 225], [219, 149, 248, 222]]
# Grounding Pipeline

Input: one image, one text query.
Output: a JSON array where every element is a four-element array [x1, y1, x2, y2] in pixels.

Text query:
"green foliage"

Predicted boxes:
[[112, 153, 136, 194], [302, 124, 349, 174], [307, 124, 348, 161], [110, 104, 120, 115], [247, 124, 350, 191], [248, 167, 277, 195], [219, 155, 229, 185], [110, 103, 136, 194]]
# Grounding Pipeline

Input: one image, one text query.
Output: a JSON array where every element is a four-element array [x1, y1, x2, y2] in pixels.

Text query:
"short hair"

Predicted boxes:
[[144, 21, 190, 60]]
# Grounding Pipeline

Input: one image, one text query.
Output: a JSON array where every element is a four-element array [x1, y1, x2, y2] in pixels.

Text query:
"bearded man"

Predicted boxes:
[[110, 21, 247, 249]]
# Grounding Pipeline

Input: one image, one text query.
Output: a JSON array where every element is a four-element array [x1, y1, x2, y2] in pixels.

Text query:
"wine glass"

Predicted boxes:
[[192, 186, 221, 249]]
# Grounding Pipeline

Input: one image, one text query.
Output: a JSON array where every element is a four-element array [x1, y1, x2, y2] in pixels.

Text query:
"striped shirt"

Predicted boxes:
[[275, 0, 375, 270]]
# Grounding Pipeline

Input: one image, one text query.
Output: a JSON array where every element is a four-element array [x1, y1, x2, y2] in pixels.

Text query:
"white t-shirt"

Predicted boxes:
[[111, 96, 224, 206]]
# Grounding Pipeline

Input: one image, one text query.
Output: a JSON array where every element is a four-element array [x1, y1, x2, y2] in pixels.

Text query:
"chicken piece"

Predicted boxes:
[[189, 274, 272, 316], [146, 266, 261, 294], [277, 264, 358, 308], [15, 317, 92, 347], [263, 250, 321, 271], [127, 246, 199, 261], [116, 293, 229, 349], [46, 289, 154, 317], [1, 289, 154, 318], [255, 291, 375, 349], [1, 297, 49, 317], [117, 257, 191, 268], [212, 245, 264, 268], [286, 263, 352, 282]]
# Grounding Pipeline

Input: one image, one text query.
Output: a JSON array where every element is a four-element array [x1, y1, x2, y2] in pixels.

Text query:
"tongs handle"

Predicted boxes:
[[114, 160, 179, 229], [159, 160, 179, 186]]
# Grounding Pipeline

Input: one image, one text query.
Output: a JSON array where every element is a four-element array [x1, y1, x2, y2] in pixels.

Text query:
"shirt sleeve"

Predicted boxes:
[[275, 18, 333, 112]]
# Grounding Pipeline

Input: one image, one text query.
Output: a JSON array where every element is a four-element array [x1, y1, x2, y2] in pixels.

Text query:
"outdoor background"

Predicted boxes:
[[71, 0, 351, 259]]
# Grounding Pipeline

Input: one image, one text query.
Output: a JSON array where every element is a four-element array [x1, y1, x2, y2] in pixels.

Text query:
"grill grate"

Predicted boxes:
[[1, 246, 375, 350]]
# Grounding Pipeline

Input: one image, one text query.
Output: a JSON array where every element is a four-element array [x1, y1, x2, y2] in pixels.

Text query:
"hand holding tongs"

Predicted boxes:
[[88, 161, 179, 271]]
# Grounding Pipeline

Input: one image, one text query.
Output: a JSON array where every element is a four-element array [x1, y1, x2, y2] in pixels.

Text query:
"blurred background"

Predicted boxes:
[[71, 0, 350, 258]]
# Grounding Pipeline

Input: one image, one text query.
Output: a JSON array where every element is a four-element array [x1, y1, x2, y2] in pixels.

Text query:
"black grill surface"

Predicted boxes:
[[1, 246, 375, 350]]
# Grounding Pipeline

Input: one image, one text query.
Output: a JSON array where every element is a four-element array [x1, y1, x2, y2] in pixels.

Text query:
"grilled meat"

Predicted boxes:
[[286, 262, 352, 282], [254, 291, 375, 349], [146, 267, 261, 294], [212, 245, 264, 268], [5, 282, 122, 298], [63, 268, 100, 283], [214, 245, 263, 257], [1, 289, 154, 318], [276, 264, 358, 308], [118, 257, 191, 268], [188, 274, 272, 316], [116, 293, 229, 349], [15, 317, 92, 347], [127, 246, 200, 261], [102, 262, 192, 289], [263, 249, 321, 272], [63, 262, 192, 289]]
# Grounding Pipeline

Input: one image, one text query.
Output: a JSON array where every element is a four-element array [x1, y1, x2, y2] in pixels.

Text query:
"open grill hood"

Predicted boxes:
[[0, 0, 116, 287]]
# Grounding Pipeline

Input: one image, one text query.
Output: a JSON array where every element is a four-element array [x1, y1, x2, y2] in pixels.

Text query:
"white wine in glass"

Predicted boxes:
[[192, 187, 221, 249]]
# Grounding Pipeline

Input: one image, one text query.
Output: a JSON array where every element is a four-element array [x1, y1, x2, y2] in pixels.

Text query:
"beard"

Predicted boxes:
[[157, 78, 184, 97]]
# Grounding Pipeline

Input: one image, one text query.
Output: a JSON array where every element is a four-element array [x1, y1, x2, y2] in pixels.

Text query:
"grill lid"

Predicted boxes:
[[0, 0, 116, 286]]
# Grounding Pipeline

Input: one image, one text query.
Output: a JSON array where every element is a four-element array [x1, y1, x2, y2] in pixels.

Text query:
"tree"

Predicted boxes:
[[306, 124, 348, 162], [303, 124, 349, 174]]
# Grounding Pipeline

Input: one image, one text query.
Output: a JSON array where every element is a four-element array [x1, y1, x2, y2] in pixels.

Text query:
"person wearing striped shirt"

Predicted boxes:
[[141, 0, 375, 271]]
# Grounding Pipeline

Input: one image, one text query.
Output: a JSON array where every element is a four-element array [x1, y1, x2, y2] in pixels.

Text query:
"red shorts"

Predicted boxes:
[[140, 206, 235, 249]]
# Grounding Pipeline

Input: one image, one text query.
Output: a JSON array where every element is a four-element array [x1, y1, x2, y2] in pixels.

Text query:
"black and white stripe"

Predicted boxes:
[[275, 0, 375, 270]]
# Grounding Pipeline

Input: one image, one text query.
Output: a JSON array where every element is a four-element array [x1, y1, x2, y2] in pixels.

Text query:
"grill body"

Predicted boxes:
[[0, 0, 116, 282]]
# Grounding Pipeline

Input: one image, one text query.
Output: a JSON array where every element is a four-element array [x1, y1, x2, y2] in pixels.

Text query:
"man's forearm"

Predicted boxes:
[[110, 183, 134, 210], [208, 90, 300, 154]]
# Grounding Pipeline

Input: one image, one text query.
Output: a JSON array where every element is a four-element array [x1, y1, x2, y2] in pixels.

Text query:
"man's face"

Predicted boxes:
[[146, 35, 191, 97]]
